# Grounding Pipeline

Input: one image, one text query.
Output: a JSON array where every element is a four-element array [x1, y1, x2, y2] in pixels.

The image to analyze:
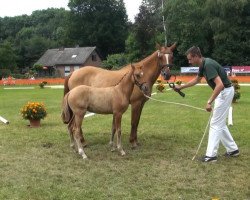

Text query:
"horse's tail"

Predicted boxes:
[[63, 73, 72, 96], [61, 93, 73, 124]]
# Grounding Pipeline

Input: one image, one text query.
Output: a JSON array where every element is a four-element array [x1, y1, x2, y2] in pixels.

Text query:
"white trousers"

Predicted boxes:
[[206, 86, 238, 157]]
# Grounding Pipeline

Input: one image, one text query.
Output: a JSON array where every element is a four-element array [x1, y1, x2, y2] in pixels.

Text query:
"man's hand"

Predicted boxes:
[[169, 84, 185, 97], [206, 102, 212, 112], [174, 85, 181, 91]]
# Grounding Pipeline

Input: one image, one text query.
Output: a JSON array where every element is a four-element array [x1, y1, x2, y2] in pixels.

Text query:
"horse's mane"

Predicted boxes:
[[139, 51, 157, 64]]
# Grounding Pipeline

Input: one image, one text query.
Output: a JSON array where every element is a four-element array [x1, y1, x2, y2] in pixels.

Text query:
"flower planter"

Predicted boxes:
[[29, 119, 41, 128], [21, 102, 47, 127]]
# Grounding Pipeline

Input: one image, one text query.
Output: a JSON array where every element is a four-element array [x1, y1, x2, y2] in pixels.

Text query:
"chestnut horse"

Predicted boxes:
[[62, 64, 144, 159], [64, 43, 176, 148]]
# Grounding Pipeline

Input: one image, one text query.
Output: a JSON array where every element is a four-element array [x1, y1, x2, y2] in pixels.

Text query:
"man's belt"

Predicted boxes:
[[224, 83, 232, 88]]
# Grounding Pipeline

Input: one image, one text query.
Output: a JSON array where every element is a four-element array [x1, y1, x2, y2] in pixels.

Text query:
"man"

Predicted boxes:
[[175, 46, 239, 162]]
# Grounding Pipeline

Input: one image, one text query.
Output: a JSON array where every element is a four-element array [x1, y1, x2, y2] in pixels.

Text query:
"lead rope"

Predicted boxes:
[[144, 93, 213, 161], [144, 94, 206, 111]]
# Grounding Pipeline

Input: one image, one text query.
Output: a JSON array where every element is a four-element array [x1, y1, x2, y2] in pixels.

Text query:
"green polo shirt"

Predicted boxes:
[[198, 58, 231, 90]]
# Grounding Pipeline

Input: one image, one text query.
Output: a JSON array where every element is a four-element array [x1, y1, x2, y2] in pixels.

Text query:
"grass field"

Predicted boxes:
[[0, 85, 249, 200]]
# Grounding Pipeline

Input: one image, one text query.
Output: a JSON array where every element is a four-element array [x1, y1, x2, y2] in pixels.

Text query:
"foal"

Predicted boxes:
[[62, 64, 144, 159]]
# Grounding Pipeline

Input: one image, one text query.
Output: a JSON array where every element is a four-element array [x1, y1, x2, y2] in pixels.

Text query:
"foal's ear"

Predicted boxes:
[[131, 63, 135, 70]]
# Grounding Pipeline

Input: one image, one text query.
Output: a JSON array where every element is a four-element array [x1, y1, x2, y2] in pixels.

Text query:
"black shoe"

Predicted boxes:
[[200, 156, 217, 163], [224, 149, 240, 157]]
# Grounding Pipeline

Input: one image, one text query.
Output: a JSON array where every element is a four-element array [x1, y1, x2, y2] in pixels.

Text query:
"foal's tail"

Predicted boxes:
[[63, 73, 72, 96], [61, 93, 73, 124]]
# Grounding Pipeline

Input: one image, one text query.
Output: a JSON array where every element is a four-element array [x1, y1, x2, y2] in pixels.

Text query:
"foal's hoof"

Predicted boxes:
[[82, 155, 88, 159], [82, 141, 88, 148], [109, 141, 114, 147], [120, 150, 126, 156], [111, 147, 116, 152]]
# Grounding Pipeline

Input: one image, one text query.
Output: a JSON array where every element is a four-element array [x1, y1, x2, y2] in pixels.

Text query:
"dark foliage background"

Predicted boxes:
[[0, 0, 249, 75]]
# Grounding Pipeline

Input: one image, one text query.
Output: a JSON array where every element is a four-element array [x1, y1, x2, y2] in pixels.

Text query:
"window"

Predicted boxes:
[[65, 66, 70, 76], [92, 54, 97, 61], [74, 66, 79, 71]]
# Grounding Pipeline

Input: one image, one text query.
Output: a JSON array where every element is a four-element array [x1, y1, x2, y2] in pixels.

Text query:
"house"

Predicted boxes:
[[35, 46, 102, 77]]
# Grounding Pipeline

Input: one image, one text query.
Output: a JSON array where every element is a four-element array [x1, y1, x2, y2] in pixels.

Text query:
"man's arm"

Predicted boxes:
[[176, 75, 202, 90], [206, 76, 224, 112], [207, 76, 224, 104]]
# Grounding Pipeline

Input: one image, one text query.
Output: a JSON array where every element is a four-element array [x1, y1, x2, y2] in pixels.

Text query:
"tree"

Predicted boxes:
[[0, 41, 17, 70], [165, 0, 211, 66], [0, 41, 17, 77], [67, 0, 128, 58], [13, 9, 69, 68], [102, 53, 129, 69], [205, 0, 250, 65], [127, 0, 163, 60]]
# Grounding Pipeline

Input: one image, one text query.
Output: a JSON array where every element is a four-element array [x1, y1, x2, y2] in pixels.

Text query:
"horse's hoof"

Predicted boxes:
[[131, 143, 138, 149]]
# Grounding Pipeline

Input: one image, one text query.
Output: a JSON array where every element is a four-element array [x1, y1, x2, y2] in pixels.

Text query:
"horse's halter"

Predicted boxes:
[[157, 51, 173, 80]]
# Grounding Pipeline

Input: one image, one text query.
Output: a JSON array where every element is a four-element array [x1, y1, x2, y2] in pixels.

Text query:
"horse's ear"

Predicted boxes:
[[155, 43, 161, 50], [169, 42, 177, 51]]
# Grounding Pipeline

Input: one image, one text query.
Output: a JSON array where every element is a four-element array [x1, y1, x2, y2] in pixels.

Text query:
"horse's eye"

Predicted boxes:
[[136, 73, 142, 78]]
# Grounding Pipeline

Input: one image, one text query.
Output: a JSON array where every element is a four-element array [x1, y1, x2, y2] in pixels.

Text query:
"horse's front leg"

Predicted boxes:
[[115, 113, 125, 156], [109, 115, 116, 151], [130, 100, 146, 148]]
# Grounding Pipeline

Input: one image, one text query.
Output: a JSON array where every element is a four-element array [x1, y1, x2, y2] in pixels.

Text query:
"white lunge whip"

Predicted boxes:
[[191, 112, 212, 161]]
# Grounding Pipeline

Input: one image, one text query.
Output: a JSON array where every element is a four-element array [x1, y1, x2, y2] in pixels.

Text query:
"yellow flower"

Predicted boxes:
[[20, 101, 47, 120]]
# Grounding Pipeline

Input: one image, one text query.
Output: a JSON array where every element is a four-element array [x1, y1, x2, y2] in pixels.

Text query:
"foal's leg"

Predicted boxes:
[[130, 100, 146, 148], [80, 128, 88, 148], [68, 116, 77, 151], [74, 113, 87, 159], [68, 126, 76, 149], [115, 114, 125, 156], [109, 115, 116, 150]]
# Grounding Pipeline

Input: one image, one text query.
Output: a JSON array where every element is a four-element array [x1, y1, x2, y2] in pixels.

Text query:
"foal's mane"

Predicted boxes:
[[113, 70, 130, 86]]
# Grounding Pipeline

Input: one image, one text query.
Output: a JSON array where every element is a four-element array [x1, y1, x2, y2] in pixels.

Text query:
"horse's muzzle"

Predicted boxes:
[[161, 71, 171, 80]]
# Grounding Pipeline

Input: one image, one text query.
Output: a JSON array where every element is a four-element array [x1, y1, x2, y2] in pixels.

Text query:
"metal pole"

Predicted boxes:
[[0, 116, 9, 124], [162, 0, 167, 46]]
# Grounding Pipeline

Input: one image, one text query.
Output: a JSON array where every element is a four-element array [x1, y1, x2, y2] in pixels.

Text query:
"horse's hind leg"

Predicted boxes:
[[109, 115, 116, 151]]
